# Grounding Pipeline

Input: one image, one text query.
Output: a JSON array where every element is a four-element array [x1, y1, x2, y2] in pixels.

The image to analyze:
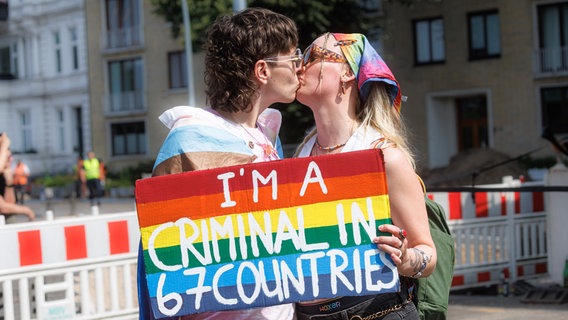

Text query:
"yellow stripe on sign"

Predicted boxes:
[[141, 195, 390, 250]]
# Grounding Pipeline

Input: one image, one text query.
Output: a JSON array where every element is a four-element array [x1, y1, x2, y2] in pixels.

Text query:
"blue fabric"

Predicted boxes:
[[153, 124, 254, 170]]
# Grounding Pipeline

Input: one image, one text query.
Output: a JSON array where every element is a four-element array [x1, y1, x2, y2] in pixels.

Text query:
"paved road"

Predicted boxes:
[[448, 291, 568, 319], [7, 197, 568, 319]]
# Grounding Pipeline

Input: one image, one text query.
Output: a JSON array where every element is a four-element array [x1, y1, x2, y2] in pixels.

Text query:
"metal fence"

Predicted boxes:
[[0, 180, 557, 319]]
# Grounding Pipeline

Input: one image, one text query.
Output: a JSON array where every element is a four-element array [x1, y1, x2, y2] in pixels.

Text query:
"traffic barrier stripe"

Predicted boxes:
[[452, 262, 547, 289], [428, 190, 546, 221]]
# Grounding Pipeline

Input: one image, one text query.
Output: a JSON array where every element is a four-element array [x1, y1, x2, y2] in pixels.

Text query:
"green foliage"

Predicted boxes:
[[519, 156, 567, 169], [149, 0, 234, 51], [148, 1, 383, 145], [149, 0, 378, 52], [106, 160, 155, 185], [275, 102, 314, 146], [34, 174, 75, 187]]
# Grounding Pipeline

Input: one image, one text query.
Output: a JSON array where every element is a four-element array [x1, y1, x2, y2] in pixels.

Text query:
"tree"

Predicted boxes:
[[149, 0, 381, 147], [149, 0, 378, 51]]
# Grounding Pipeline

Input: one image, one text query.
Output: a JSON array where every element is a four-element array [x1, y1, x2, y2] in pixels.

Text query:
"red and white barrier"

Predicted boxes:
[[0, 212, 139, 271], [427, 185, 548, 290], [427, 190, 545, 220]]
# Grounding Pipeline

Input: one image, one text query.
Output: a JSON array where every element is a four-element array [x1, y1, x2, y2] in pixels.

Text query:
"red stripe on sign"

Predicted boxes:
[[108, 220, 129, 254], [18, 230, 42, 266], [477, 271, 491, 283], [452, 275, 464, 286], [475, 192, 488, 218], [535, 262, 547, 274], [65, 225, 87, 260], [449, 192, 462, 220], [136, 149, 385, 204], [533, 192, 544, 212], [514, 192, 521, 213]]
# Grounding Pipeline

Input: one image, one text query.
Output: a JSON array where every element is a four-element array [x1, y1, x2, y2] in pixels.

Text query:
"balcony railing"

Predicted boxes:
[[107, 90, 145, 114], [103, 26, 142, 50], [535, 46, 568, 74]]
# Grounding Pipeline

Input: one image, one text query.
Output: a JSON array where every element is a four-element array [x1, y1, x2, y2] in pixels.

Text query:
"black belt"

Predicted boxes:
[[296, 295, 377, 315]]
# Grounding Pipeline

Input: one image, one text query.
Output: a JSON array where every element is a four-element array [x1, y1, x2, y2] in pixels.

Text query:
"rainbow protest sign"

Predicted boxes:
[[135, 149, 399, 318]]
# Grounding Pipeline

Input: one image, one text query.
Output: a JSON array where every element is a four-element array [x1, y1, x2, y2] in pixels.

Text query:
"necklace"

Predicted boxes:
[[315, 139, 347, 152], [239, 124, 279, 160]]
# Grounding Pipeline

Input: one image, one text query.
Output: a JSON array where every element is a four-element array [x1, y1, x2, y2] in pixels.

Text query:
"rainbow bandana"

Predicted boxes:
[[332, 33, 402, 111]]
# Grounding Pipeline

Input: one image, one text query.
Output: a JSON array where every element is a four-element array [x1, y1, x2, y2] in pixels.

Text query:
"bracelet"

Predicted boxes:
[[5, 184, 13, 188], [410, 248, 428, 278]]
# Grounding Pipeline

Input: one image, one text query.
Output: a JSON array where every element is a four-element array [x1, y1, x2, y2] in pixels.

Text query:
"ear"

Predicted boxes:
[[341, 64, 356, 83], [254, 60, 270, 85]]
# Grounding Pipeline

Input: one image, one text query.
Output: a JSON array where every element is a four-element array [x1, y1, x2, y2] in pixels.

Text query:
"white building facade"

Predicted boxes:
[[0, 0, 90, 176]]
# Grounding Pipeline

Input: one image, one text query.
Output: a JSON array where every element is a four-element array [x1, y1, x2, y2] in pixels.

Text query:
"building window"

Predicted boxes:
[[54, 31, 62, 73], [0, 46, 11, 79], [413, 17, 445, 65], [0, 44, 17, 79], [541, 87, 568, 135], [19, 110, 33, 152], [168, 51, 187, 89], [57, 109, 65, 151], [108, 57, 144, 112], [105, 0, 141, 48], [456, 96, 488, 151], [111, 121, 146, 156], [0, 1, 7, 21], [537, 3, 568, 72], [468, 10, 501, 60], [70, 27, 79, 70]]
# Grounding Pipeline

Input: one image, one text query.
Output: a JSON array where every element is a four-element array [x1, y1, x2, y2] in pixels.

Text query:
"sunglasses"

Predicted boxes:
[[302, 44, 347, 67], [263, 48, 303, 68]]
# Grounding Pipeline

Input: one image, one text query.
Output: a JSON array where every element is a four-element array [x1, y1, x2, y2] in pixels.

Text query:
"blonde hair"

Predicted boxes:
[[358, 82, 415, 169]]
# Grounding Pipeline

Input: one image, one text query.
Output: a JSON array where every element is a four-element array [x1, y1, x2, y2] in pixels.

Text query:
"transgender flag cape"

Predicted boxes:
[[137, 106, 284, 319]]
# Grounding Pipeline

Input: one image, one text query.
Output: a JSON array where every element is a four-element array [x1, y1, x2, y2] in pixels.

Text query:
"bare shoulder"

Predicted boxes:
[[381, 146, 410, 169], [381, 146, 418, 189]]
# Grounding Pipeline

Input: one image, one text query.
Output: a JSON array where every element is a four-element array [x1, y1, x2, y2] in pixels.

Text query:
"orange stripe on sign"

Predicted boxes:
[[18, 230, 42, 266], [137, 172, 386, 228], [108, 221, 130, 254], [65, 225, 87, 260]]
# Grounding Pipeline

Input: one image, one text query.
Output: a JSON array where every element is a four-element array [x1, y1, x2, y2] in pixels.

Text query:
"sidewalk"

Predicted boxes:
[[4, 196, 137, 223], [6, 197, 568, 318], [448, 290, 568, 319]]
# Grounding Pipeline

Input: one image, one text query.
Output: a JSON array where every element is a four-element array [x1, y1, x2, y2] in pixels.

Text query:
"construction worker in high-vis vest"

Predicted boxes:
[[83, 151, 104, 205], [13, 159, 30, 204]]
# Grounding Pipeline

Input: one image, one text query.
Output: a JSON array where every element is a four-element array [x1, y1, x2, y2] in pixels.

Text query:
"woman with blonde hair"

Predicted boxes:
[[294, 32, 437, 320]]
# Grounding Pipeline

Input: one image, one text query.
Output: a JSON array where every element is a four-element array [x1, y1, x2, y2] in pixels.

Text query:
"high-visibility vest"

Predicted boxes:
[[13, 163, 29, 185], [83, 158, 101, 180]]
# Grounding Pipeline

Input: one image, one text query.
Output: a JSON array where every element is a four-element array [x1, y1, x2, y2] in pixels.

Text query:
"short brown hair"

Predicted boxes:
[[204, 8, 298, 113]]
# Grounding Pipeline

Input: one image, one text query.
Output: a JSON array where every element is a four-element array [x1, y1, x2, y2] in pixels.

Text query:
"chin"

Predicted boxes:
[[296, 91, 309, 105]]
